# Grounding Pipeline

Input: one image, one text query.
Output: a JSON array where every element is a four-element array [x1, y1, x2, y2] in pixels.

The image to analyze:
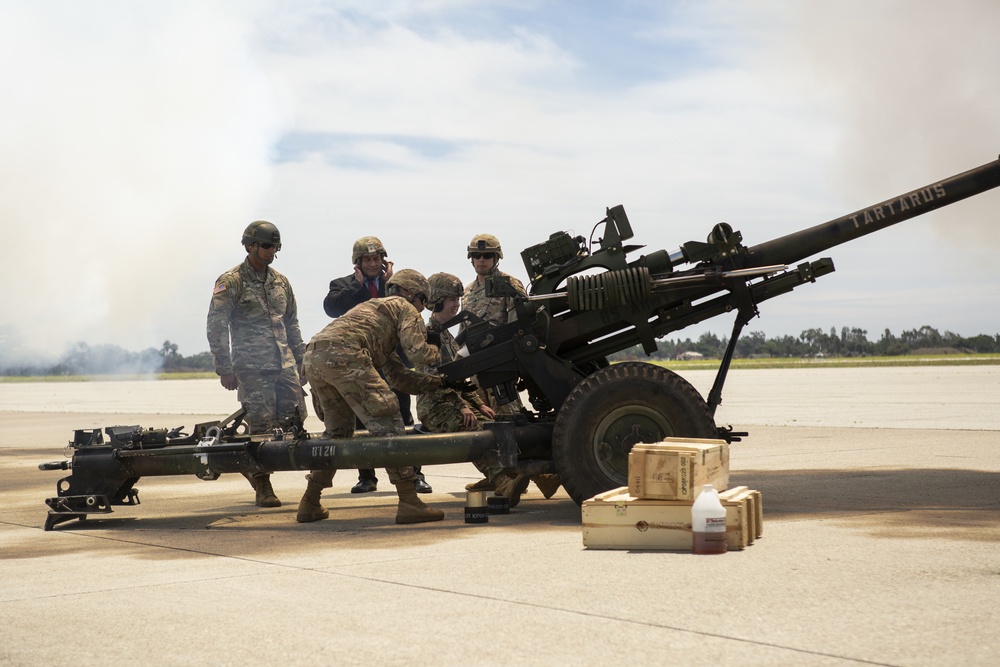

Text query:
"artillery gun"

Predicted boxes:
[[40, 156, 1000, 529]]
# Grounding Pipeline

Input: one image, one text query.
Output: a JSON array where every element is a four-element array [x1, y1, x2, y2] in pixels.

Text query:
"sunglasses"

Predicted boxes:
[[471, 252, 495, 260], [259, 243, 278, 250]]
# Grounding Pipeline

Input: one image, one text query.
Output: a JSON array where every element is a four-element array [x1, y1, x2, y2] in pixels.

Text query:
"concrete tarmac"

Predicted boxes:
[[1, 367, 998, 666]]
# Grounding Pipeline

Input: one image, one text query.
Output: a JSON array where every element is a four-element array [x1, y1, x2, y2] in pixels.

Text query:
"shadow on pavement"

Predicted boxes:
[[733, 467, 1000, 541]]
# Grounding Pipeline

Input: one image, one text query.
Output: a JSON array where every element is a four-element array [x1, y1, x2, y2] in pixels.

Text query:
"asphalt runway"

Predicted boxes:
[[1, 366, 998, 666]]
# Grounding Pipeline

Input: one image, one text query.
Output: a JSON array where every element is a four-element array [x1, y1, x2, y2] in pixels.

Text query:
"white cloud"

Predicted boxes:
[[3, 0, 998, 368]]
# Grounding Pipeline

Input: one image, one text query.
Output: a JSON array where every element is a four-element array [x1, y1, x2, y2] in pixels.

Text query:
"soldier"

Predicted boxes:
[[463, 234, 562, 501], [297, 269, 446, 525], [323, 236, 432, 495], [207, 220, 306, 508], [414, 273, 535, 501], [463, 233, 526, 328]]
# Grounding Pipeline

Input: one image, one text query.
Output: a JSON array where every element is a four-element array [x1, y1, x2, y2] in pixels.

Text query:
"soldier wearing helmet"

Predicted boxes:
[[463, 233, 525, 327], [415, 273, 509, 488], [321, 236, 431, 494], [207, 220, 306, 509], [297, 268, 447, 526], [462, 234, 563, 503]]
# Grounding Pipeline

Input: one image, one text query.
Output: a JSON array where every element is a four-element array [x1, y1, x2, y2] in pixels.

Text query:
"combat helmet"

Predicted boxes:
[[467, 233, 503, 259], [427, 272, 464, 308], [242, 220, 281, 249], [352, 236, 388, 265], [386, 268, 430, 301]]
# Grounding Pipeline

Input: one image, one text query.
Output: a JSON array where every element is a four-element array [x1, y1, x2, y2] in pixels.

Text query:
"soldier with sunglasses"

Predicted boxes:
[[207, 220, 307, 509], [463, 234, 525, 328], [462, 234, 562, 503]]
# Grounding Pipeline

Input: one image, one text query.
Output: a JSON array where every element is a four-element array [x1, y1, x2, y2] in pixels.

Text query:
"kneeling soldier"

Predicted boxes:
[[297, 269, 445, 525]]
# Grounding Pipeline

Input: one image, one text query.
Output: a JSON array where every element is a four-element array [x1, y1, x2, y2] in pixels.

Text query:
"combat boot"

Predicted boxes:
[[242, 472, 281, 508], [254, 474, 281, 507], [296, 480, 330, 523], [531, 473, 562, 500], [464, 477, 497, 492], [395, 480, 444, 524], [495, 474, 530, 508]]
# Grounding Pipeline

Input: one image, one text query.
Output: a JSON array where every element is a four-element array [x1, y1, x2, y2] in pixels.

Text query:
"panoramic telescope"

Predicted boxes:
[[41, 155, 1000, 530]]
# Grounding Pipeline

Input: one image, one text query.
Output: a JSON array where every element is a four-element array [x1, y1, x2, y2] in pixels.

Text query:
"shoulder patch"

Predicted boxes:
[[213, 282, 227, 294]]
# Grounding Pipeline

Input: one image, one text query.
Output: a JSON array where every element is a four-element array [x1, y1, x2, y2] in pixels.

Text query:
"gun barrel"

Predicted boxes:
[[745, 156, 1000, 268]]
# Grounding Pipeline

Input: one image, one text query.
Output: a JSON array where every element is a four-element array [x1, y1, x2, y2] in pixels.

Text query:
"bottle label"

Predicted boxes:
[[702, 516, 726, 533]]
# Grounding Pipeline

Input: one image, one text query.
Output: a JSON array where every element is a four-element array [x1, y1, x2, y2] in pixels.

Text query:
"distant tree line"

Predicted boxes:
[[0, 340, 215, 377], [2, 326, 999, 376], [612, 325, 1000, 361]]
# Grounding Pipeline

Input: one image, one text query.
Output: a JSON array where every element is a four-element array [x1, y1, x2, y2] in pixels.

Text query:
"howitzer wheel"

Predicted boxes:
[[552, 362, 717, 505]]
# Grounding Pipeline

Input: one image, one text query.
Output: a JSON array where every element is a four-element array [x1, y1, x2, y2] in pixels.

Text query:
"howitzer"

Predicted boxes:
[[40, 155, 1000, 529]]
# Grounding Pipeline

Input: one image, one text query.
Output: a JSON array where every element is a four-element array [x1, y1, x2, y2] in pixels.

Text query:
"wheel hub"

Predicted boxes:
[[593, 406, 673, 483]]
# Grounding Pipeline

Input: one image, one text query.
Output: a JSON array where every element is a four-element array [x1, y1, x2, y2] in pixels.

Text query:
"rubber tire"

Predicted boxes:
[[552, 362, 717, 505]]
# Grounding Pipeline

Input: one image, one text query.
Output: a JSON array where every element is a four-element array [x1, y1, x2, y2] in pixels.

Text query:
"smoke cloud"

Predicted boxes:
[[2, 2, 286, 366]]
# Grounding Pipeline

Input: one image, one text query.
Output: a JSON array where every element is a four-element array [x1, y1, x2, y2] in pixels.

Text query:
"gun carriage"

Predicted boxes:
[[40, 156, 1000, 529]]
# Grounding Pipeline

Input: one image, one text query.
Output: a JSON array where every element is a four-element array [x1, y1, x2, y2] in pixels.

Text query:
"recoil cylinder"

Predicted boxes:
[[566, 267, 652, 310]]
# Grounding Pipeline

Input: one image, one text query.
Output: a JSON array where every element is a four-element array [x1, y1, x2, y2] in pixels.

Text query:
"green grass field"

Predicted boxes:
[[3, 353, 998, 383], [650, 353, 1000, 371]]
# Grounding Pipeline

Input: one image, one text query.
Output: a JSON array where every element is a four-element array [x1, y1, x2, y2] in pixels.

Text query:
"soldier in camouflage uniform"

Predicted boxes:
[[463, 234, 526, 420], [463, 233, 527, 329], [322, 236, 431, 495], [297, 269, 447, 525], [462, 234, 562, 502], [207, 220, 306, 508], [414, 273, 529, 499]]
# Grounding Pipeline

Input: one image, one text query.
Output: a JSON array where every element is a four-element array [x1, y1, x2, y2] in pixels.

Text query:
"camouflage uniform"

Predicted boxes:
[[304, 296, 441, 488], [463, 267, 527, 417], [416, 319, 503, 481], [463, 257, 561, 501], [462, 268, 527, 328], [207, 258, 306, 433]]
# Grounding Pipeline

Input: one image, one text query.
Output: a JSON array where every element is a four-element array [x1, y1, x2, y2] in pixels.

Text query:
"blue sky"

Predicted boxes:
[[3, 0, 999, 363]]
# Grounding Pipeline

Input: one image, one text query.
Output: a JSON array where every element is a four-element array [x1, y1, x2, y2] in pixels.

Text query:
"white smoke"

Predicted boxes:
[[1, 2, 288, 366]]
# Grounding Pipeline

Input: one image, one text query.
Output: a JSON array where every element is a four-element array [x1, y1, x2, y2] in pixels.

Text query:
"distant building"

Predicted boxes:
[[676, 351, 704, 361]]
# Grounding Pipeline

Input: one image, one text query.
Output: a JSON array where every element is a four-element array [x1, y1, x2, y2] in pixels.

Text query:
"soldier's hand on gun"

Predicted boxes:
[[478, 404, 496, 420], [220, 373, 238, 391]]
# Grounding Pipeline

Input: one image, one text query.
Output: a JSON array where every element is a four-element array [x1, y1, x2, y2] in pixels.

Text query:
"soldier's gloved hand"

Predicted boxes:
[[426, 331, 441, 347]]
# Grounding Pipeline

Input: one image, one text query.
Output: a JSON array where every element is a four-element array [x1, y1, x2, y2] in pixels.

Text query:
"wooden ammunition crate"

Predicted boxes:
[[628, 438, 730, 500], [582, 486, 763, 551]]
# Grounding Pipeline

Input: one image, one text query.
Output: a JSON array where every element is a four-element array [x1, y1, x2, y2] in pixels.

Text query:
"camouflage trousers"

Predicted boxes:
[[303, 342, 415, 487], [235, 366, 307, 435]]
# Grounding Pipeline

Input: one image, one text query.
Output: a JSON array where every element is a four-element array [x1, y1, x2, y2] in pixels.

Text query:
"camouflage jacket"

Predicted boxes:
[[415, 318, 488, 423], [462, 267, 527, 327], [206, 258, 305, 376], [309, 296, 441, 394]]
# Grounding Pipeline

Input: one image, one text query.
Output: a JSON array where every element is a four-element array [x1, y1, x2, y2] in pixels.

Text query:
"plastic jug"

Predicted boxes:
[[691, 484, 727, 554]]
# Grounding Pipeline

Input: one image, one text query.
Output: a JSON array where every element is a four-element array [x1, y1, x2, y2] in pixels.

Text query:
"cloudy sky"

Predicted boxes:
[[3, 0, 999, 364]]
